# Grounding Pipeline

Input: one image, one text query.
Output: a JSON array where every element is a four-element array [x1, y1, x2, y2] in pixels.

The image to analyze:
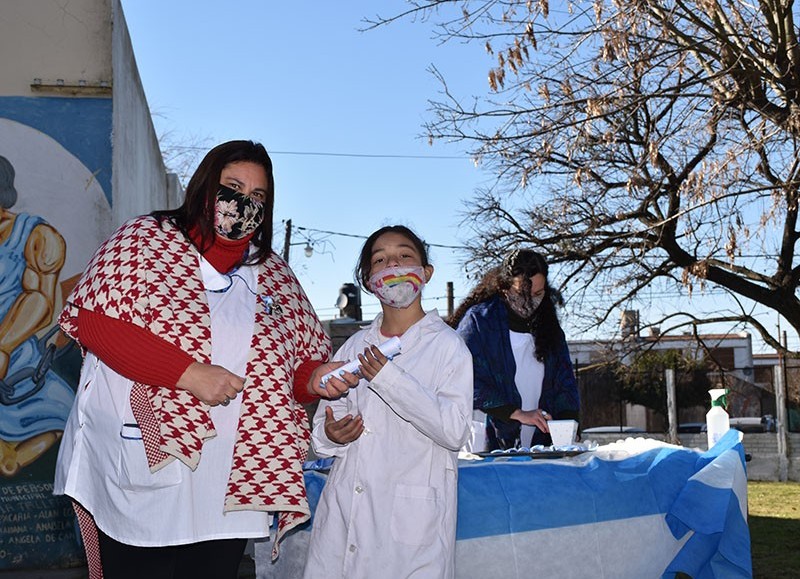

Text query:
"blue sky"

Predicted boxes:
[[118, 1, 788, 353], [120, 0, 493, 321]]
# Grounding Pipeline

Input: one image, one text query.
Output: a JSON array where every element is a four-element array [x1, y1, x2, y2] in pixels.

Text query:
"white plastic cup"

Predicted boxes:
[[548, 419, 578, 447], [464, 409, 488, 453]]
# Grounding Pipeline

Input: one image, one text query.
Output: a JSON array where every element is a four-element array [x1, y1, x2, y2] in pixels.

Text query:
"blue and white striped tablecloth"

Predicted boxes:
[[255, 429, 751, 578]]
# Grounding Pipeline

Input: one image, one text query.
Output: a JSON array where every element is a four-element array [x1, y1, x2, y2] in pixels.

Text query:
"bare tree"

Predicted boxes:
[[157, 129, 210, 187], [369, 1, 800, 355], [150, 109, 211, 187]]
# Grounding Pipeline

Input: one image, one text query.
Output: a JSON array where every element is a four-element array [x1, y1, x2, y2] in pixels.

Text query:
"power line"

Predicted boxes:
[[272, 150, 467, 160], [166, 144, 468, 160], [295, 222, 789, 261], [292, 223, 468, 250]]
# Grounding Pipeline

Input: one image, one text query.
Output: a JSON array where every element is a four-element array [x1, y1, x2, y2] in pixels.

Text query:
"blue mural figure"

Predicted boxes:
[[0, 154, 75, 477]]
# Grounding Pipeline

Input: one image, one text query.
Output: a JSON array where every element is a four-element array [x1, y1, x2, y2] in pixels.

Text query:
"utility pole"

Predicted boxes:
[[775, 362, 789, 482], [446, 281, 454, 319], [282, 219, 292, 262], [665, 369, 678, 445]]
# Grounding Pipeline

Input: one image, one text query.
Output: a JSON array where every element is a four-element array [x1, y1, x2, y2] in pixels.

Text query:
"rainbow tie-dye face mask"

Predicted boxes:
[[368, 265, 426, 309]]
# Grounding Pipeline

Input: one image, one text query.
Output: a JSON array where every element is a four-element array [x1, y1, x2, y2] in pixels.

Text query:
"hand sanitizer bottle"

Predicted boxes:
[[706, 388, 730, 449]]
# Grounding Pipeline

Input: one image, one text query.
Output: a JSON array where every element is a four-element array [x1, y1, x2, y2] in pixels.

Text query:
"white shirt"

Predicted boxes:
[[509, 330, 544, 447], [303, 311, 473, 579], [53, 255, 272, 546]]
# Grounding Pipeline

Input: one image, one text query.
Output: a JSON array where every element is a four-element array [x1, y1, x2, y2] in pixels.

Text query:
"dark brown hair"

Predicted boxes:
[[449, 249, 563, 361], [151, 140, 275, 265], [355, 225, 430, 293]]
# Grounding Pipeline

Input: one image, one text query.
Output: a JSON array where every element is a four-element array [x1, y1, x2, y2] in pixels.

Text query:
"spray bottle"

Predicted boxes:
[[706, 388, 730, 449]]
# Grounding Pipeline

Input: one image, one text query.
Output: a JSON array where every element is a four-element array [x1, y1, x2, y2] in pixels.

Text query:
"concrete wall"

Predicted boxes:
[[0, 0, 116, 278], [1, 0, 174, 227], [0, 2, 116, 569], [111, 0, 172, 223], [1, 0, 172, 269], [0, 1, 172, 570], [0, 0, 112, 96]]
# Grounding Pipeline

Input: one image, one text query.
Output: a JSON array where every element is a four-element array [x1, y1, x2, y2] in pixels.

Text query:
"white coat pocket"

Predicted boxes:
[[74, 353, 101, 426], [117, 424, 182, 491], [390, 483, 439, 546]]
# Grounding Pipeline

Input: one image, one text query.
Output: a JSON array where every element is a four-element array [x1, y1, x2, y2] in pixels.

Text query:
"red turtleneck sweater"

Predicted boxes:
[[76, 228, 321, 403]]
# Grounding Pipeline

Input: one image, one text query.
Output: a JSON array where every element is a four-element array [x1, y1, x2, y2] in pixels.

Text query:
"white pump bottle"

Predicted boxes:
[[706, 388, 730, 449]]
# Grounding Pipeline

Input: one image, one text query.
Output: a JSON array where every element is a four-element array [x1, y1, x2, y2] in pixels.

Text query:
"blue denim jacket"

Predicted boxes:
[[456, 295, 580, 448]]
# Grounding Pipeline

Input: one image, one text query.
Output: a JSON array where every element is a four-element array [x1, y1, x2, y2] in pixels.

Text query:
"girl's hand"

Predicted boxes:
[[324, 406, 364, 444], [510, 408, 551, 432], [308, 361, 360, 399], [356, 345, 388, 381]]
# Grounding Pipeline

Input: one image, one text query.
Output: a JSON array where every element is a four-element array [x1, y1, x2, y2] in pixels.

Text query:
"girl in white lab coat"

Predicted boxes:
[[303, 225, 474, 579]]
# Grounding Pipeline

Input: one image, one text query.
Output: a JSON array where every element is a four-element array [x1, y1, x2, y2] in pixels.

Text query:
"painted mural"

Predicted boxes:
[[0, 98, 112, 570]]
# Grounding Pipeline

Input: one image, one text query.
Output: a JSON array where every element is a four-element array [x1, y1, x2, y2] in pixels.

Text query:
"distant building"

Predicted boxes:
[[568, 311, 780, 431]]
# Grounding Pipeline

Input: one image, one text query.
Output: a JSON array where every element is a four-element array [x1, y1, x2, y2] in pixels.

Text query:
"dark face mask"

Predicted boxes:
[[502, 274, 546, 319], [503, 290, 543, 319], [213, 185, 264, 240]]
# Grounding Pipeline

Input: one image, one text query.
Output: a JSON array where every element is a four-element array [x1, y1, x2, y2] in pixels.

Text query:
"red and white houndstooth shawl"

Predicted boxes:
[[59, 216, 330, 554]]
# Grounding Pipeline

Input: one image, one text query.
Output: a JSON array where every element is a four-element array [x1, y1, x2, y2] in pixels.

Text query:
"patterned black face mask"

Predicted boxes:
[[503, 284, 543, 319], [213, 185, 264, 240]]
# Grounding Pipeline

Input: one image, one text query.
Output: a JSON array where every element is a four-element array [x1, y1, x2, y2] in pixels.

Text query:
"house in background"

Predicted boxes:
[[568, 310, 780, 432]]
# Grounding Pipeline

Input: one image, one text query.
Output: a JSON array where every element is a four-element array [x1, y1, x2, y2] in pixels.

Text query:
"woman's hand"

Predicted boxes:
[[510, 408, 551, 433], [323, 406, 364, 444], [356, 345, 388, 381], [308, 361, 360, 399], [176, 362, 245, 407]]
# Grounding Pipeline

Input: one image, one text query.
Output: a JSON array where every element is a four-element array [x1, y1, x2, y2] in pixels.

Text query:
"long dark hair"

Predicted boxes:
[[151, 140, 275, 265], [355, 225, 431, 292], [449, 249, 564, 361]]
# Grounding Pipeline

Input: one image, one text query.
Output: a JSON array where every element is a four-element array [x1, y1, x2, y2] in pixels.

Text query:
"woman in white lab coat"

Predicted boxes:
[[303, 225, 474, 579], [53, 141, 345, 579]]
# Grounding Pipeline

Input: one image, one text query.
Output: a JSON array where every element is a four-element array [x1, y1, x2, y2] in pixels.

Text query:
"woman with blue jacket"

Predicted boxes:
[[451, 249, 580, 449]]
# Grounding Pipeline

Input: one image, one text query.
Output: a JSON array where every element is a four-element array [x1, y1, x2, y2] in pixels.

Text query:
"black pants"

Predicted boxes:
[[97, 529, 247, 579]]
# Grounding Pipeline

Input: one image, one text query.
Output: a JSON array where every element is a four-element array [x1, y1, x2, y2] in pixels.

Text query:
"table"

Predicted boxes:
[[255, 429, 751, 578]]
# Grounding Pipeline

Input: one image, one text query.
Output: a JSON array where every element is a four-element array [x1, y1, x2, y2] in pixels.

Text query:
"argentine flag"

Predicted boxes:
[[256, 429, 751, 578]]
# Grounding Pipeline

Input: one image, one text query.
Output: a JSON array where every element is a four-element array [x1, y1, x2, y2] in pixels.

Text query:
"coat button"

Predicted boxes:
[[355, 485, 364, 494], [349, 544, 357, 553]]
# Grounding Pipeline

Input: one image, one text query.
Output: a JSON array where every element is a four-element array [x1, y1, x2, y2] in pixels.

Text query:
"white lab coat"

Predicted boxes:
[[303, 310, 473, 579], [53, 257, 273, 545]]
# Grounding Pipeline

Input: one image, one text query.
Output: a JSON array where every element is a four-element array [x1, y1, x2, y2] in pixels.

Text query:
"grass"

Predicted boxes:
[[748, 481, 800, 579]]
